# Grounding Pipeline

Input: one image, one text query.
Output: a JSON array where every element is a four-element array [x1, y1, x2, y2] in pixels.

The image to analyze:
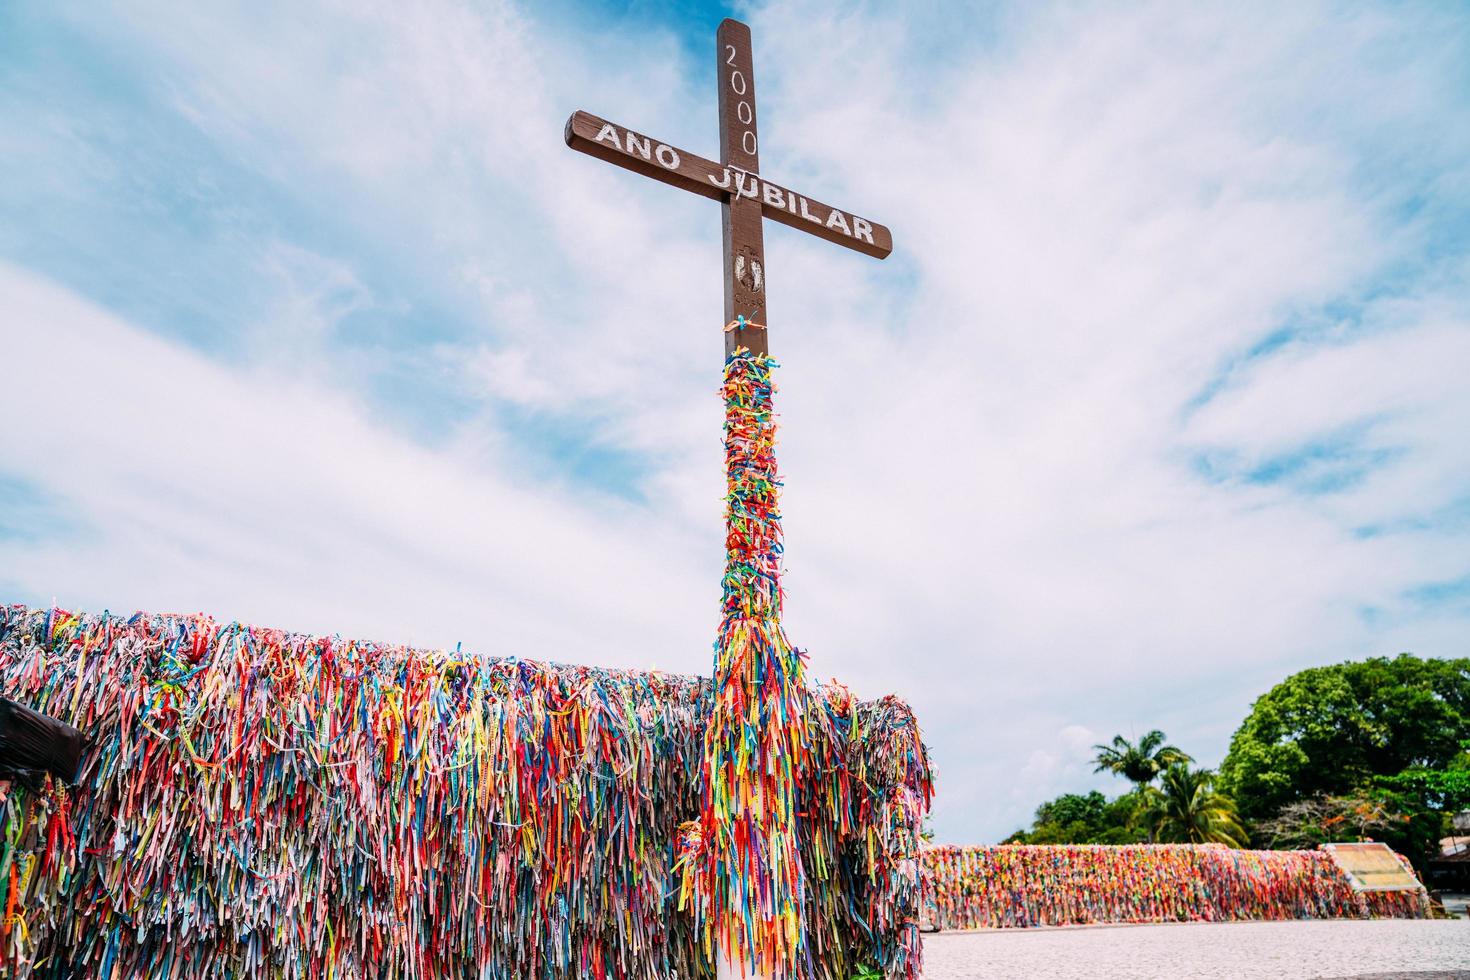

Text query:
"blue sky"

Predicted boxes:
[[2, 0, 1468, 843]]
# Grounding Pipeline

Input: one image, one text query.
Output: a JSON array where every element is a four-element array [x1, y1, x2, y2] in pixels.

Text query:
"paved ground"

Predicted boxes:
[[922, 920, 1470, 979]]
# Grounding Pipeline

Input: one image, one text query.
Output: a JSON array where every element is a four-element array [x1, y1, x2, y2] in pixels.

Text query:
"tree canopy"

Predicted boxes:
[[1003, 655, 1468, 869], [1219, 654, 1470, 819], [1092, 730, 1192, 788], [1144, 765, 1248, 847], [1002, 790, 1146, 845]]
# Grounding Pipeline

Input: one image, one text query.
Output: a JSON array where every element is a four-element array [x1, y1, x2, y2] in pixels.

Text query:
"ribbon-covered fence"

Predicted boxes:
[[0, 605, 932, 979], [923, 843, 1427, 930]]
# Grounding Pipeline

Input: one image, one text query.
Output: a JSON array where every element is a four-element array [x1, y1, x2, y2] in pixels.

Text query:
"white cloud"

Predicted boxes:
[[1, 0, 1467, 843], [0, 264, 717, 674]]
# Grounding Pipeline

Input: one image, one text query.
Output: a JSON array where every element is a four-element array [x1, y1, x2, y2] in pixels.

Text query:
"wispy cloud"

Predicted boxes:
[[1, 0, 1467, 842]]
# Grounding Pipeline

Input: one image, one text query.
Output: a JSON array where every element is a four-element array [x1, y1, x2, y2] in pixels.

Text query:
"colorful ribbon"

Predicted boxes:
[[678, 347, 810, 979], [922, 843, 1428, 930], [0, 604, 933, 978]]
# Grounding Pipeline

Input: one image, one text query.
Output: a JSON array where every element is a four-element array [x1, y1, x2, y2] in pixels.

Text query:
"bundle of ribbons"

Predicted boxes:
[[676, 347, 811, 979], [0, 605, 932, 979], [922, 843, 1428, 930]]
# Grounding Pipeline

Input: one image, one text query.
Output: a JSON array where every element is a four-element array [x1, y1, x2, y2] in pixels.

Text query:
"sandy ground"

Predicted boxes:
[[921, 919, 1470, 979]]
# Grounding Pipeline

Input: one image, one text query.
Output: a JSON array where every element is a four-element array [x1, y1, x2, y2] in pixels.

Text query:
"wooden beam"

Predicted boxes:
[[564, 111, 894, 262], [717, 19, 768, 355]]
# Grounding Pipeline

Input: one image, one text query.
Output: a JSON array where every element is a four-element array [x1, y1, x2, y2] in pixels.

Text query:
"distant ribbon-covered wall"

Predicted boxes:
[[0, 606, 932, 979], [923, 844, 1427, 930]]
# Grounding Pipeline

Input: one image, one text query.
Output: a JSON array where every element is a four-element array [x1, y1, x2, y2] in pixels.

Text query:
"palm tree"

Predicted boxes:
[[1092, 730, 1193, 790], [1144, 764, 1249, 847]]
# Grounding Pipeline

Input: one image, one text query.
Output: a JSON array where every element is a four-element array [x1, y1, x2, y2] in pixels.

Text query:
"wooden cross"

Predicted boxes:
[[564, 18, 892, 357]]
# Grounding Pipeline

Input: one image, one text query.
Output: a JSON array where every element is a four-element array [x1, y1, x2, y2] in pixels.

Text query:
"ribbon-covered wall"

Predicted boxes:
[[0, 606, 933, 979], [923, 844, 1427, 931]]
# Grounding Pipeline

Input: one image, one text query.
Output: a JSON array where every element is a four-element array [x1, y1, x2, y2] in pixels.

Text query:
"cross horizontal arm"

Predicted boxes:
[[564, 110, 892, 260]]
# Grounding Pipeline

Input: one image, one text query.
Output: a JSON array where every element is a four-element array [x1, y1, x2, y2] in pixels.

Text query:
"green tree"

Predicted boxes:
[[1220, 654, 1470, 820], [1254, 787, 1443, 873], [1375, 737, 1470, 812], [1003, 790, 1148, 845], [1093, 730, 1193, 790], [1378, 768, 1470, 812], [1143, 765, 1249, 847], [1255, 792, 1411, 850]]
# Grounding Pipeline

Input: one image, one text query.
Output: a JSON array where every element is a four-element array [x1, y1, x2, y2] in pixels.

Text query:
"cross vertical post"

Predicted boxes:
[[717, 20, 767, 357], [562, 17, 896, 980]]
